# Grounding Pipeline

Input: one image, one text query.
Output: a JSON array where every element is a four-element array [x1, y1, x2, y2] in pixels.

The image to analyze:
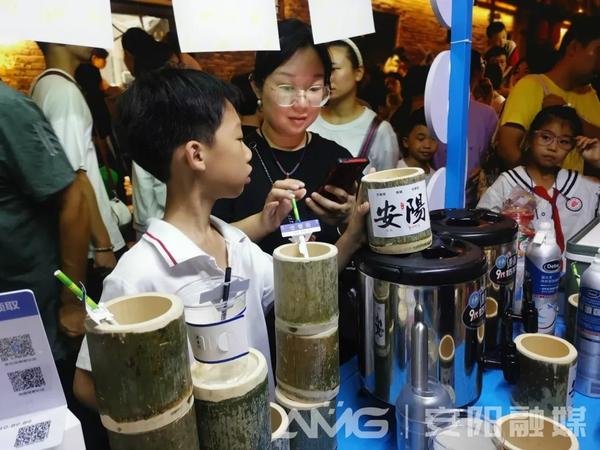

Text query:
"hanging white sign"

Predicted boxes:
[[0, 0, 112, 49], [308, 0, 375, 44], [172, 0, 280, 52]]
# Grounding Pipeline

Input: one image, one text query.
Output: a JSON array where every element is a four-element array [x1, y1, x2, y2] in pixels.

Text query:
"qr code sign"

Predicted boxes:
[[0, 335, 35, 362], [14, 421, 51, 447], [7, 367, 45, 393]]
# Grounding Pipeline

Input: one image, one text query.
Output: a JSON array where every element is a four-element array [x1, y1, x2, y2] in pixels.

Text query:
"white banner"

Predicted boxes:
[[308, 0, 375, 44], [0, 0, 112, 49], [172, 0, 280, 52]]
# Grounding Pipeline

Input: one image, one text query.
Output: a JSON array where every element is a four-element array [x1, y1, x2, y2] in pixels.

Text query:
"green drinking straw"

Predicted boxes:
[[291, 197, 301, 223], [571, 262, 581, 288], [54, 270, 99, 310]]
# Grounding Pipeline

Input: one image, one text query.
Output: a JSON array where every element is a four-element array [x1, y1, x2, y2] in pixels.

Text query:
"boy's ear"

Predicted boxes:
[[182, 140, 207, 172], [402, 136, 409, 149]]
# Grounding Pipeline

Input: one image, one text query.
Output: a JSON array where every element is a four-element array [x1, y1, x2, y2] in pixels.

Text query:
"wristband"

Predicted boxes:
[[94, 246, 114, 253]]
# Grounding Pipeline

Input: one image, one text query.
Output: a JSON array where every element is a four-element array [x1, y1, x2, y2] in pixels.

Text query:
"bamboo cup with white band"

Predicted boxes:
[[495, 412, 579, 450], [85, 293, 199, 449]]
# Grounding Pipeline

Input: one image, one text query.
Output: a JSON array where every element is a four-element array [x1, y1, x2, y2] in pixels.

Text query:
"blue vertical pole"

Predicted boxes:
[[445, 1, 473, 208]]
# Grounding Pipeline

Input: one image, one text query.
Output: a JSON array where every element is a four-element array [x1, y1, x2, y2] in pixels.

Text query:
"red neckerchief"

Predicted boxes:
[[531, 186, 565, 253]]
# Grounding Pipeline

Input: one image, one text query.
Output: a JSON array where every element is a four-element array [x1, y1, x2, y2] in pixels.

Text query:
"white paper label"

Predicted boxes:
[[308, 0, 375, 44], [567, 362, 577, 409], [0, 290, 67, 449], [367, 181, 430, 239], [172, 0, 280, 52], [186, 310, 249, 364], [0, 0, 113, 49], [374, 303, 386, 347]]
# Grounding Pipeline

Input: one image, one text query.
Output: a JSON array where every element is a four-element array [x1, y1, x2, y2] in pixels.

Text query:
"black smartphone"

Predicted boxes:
[[317, 157, 369, 201]]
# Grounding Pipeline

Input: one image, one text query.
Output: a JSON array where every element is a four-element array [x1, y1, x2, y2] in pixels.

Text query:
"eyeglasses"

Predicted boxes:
[[533, 130, 576, 151], [269, 83, 330, 107]]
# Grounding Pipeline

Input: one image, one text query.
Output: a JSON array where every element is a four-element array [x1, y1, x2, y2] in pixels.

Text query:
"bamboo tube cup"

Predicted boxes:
[[192, 348, 270, 450], [275, 387, 337, 450], [85, 293, 198, 450], [513, 334, 578, 414], [360, 167, 432, 255], [273, 242, 338, 326], [271, 402, 290, 450], [495, 412, 579, 450]]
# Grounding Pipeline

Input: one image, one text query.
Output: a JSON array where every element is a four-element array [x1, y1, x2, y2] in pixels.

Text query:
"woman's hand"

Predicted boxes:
[[260, 178, 306, 232], [576, 136, 600, 169], [305, 185, 355, 226]]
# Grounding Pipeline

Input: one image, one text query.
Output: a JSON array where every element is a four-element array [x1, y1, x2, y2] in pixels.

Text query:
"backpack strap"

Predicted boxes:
[[358, 115, 382, 159]]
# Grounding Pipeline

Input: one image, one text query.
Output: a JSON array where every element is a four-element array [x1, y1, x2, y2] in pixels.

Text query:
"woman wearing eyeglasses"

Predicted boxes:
[[478, 106, 600, 251], [213, 19, 355, 255]]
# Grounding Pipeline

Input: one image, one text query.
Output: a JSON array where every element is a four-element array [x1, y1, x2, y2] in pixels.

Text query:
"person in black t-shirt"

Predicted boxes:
[[213, 19, 355, 255]]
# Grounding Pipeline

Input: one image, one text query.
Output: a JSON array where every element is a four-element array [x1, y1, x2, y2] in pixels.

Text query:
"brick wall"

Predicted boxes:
[[0, 41, 45, 93]]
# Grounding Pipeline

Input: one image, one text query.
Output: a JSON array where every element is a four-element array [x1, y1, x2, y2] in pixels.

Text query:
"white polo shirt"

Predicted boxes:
[[31, 69, 125, 253], [76, 217, 275, 393], [478, 166, 600, 243]]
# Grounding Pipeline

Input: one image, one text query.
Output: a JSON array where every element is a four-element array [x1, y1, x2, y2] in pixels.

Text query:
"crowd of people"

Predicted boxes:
[[1, 14, 600, 449]]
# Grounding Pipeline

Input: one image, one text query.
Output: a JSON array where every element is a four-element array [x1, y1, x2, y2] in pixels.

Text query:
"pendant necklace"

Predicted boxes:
[[259, 126, 309, 178]]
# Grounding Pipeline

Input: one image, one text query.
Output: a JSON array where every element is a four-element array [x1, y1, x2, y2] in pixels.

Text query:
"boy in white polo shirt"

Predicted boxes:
[[73, 68, 368, 408]]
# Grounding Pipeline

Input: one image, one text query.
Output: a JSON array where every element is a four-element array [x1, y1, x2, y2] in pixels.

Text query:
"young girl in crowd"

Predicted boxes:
[[308, 39, 400, 171], [396, 108, 438, 182], [478, 106, 600, 251]]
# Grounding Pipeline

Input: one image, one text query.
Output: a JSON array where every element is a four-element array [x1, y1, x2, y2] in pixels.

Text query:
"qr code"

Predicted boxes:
[[14, 421, 51, 447], [7, 367, 45, 393], [0, 335, 35, 362]]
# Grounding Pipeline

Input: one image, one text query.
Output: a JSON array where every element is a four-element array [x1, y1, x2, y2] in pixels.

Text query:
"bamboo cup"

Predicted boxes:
[[85, 293, 198, 450], [271, 402, 290, 450], [495, 412, 579, 450], [360, 167, 432, 255], [192, 348, 270, 450], [513, 334, 578, 415]]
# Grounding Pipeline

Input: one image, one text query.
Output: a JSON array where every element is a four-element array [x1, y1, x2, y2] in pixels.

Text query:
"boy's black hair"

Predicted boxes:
[[484, 45, 508, 61], [486, 21, 506, 39], [485, 63, 504, 90], [36, 41, 50, 55], [400, 108, 428, 139], [528, 106, 583, 140], [117, 68, 240, 183], [92, 48, 109, 59], [252, 19, 332, 89], [558, 15, 600, 57]]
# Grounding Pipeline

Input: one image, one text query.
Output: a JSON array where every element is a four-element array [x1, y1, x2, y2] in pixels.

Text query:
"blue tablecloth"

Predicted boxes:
[[335, 357, 599, 449]]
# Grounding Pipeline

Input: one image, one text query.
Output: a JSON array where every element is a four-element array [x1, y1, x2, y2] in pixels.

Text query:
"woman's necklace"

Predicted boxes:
[[259, 126, 309, 178]]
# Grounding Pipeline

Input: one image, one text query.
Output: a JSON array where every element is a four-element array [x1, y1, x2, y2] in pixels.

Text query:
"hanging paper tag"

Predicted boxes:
[[86, 303, 115, 326], [186, 309, 249, 364], [532, 230, 546, 245], [280, 220, 321, 238], [198, 278, 250, 305]]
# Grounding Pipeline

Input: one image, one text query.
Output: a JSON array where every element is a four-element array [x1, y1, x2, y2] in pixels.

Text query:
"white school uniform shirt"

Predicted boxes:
[[132, 162, 166, 238], [309, 108, 400, 172], [30, 69, 125, 253], [478, 166, 600, 243], [76, 217, 275, 394], [396, 159, 437, 183]]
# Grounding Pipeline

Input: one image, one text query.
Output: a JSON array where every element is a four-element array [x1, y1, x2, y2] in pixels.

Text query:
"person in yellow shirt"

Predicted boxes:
[[498, 15, 600, 173]]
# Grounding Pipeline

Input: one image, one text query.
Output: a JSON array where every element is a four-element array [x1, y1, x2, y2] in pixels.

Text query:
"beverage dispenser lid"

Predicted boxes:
[[356, 234, 487, 285], [429, 208, 518, 246]]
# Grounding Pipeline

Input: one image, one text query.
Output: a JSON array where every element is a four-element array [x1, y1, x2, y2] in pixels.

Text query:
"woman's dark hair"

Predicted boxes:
[[230, 72, 258, 116], [122, 28, 171, 77], [117, 68, 240, 183], [484, 63, 503, 90], [327, 40, 361, 69], [92, 48, 109, 59], [528, 106, 582, 141], [252, 19, 332, 89]]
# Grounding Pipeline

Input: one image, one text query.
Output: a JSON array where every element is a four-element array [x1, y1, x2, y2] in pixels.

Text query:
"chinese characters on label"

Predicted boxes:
[[367, 181, 430, 239]]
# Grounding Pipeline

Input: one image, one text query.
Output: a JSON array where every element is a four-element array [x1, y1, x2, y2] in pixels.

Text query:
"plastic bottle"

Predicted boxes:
[[575, 251, 600, 397], [524, 221, 562, 334]]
